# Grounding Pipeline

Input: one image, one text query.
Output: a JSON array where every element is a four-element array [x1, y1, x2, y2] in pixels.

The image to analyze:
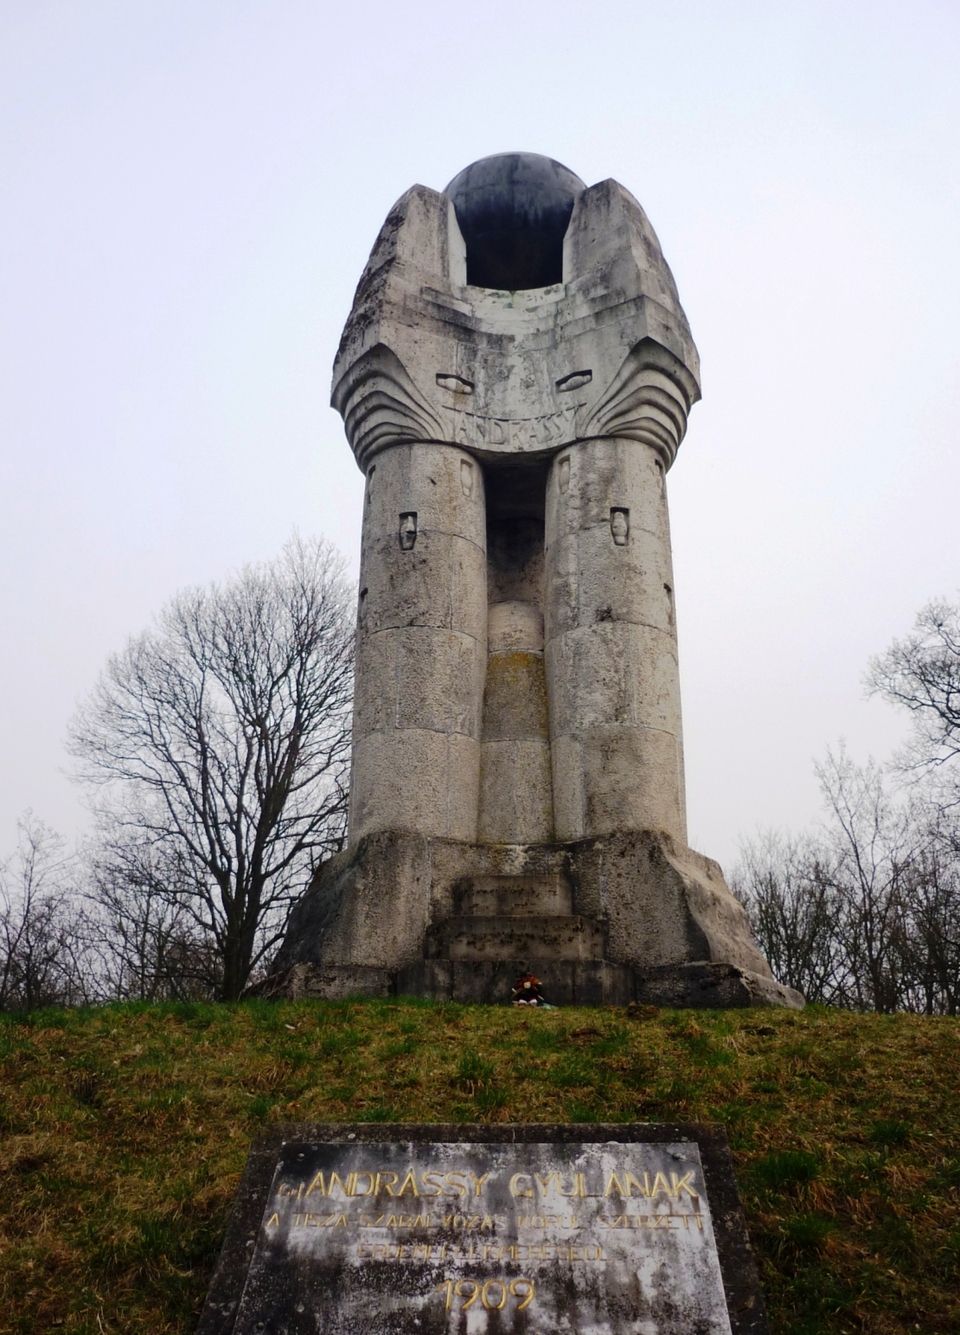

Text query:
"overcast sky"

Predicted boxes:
[[1, 0, 958, 871]]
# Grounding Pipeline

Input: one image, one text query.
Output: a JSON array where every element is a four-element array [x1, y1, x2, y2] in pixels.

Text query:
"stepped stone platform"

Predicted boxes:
[[261, 830, 802, 1009]]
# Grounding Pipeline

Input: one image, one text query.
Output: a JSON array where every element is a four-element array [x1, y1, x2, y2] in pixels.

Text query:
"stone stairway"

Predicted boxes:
[[398, 871, 632, 1004]]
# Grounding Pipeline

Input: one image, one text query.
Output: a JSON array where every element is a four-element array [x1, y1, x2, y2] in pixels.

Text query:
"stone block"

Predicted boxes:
[[358, 530, 488, 637], [425, 914, 607, 962], [454, 873, 572, 917], [349, 728, 480, 842], [478, 738, 554, 844], [479, 650, 549, 740], [393, 626, 486, 737]]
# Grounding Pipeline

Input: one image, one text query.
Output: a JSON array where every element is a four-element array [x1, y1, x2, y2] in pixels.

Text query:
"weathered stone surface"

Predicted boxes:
[[262, 152, 801, 1009], [265, 829, 802, 1008], [196, 1122, 770, 1335]]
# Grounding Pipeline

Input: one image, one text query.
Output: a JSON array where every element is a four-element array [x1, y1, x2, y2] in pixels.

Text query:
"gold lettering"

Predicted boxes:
[[353, 1171, 374, 1196], [603, 1173, 627, 1198], [327, 1172, 352, 1198], [375, 1171, 399, 1196], [420, 1172, 443, 1196], [304, 1171, 326, 1197], [444, 1173, 468, 1197], [468, 1171, 490, 1197], [535, 1172, 556, 1195], [649, 1172, 674, 1198], [510, 1173, 534, 1197], [265, 1212, 280, 1227], [333, 1213, 348, 1227], [396, 1170, 419, 1198], [624, 1172, 649, 1198], [671, 1172, 698, 1198]]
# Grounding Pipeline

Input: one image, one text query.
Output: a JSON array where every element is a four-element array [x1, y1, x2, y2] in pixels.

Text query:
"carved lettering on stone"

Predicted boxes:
[[442, 403, 584, 451], [213, 1134, 749, 1335]]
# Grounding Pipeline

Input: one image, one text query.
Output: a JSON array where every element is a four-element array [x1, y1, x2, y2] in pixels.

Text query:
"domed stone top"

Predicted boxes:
[[444, 152, 586, 291]]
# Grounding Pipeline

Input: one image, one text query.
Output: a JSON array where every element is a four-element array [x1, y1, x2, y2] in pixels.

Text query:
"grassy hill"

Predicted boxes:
[[1, 997, 959, 1334]]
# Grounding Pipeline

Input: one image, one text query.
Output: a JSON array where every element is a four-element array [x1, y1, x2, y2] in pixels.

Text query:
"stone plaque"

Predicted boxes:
[[198, 1124, 768, 1335]]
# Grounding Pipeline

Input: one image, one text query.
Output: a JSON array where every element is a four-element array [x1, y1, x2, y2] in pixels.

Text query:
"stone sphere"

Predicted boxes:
[[444, 152, 586, 291]]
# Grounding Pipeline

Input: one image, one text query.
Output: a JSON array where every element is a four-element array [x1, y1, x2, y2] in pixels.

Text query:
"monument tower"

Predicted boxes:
[[269, 153, 801, 1008]]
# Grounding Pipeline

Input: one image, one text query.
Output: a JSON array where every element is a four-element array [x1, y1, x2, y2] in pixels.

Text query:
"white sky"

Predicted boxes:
[[1, 0, 958, 872]]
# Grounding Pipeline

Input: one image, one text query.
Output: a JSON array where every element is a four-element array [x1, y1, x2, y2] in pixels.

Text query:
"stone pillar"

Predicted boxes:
[[545, 436, 686, 843], [348, 441, 487, 843]]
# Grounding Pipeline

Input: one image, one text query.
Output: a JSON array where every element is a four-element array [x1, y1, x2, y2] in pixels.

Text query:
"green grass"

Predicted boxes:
[[1, 1000, 959, 1333]]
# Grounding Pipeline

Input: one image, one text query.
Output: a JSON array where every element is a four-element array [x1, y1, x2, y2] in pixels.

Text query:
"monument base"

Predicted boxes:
[[261, 830, 803, 1010], [257, 958, 798, 1009]]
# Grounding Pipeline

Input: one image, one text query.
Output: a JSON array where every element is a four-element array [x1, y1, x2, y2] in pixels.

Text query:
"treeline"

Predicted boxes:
[[735, 598, 960, 1013]]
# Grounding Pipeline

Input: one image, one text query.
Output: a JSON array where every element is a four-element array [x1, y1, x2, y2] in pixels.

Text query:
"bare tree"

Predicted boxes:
[[813, 747, 922, 1013], [69, 535, 354, 1000], [732, 830, 845, 1005], [0, 814, 92, 1011], [867, 596, 960, 804], [84, 835, 222, 1001], [735, 746, 960, 1014]]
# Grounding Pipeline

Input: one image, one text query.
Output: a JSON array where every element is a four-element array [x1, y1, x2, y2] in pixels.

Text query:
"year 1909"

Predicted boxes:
[[435, 1277, 536, 1312]]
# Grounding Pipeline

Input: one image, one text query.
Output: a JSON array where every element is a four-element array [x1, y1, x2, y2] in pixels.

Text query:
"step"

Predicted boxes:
[[425, 914, 606, 962], [397, 959, 634, 1006], [454, 874, 573, 917]]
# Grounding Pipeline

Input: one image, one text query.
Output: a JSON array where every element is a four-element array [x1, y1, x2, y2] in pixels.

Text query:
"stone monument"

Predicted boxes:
[[267, 153, 802, 1009], [197, 1122, 771, 1334]]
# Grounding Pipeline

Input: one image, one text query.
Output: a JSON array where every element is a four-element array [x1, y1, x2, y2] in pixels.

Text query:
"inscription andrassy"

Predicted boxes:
[[442, 403, 584, 449]]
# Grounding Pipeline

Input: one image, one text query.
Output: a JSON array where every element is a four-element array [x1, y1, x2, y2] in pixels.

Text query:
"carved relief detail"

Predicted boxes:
[[460, 460, 474, 497], [610, 508, 629, 546], [332, 344, 445, 471], [399, 512, 418, 550], [580, 338, 699, 469]]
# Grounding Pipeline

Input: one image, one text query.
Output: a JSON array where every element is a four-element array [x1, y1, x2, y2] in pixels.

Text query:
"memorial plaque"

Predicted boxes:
[[198, 1124, 768, 1335]]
